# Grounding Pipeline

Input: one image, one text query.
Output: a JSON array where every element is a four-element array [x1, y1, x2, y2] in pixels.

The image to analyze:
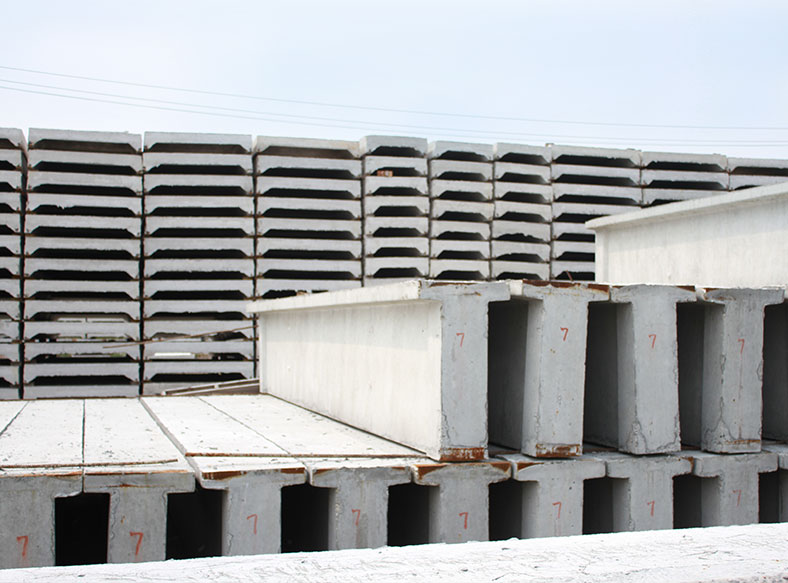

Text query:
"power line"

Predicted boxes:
[[3, 82, 788, 148], [3, 63, 788, 132]]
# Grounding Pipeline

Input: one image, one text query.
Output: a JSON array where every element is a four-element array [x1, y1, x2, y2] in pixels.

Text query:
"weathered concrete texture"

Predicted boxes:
[[28, 149, 142, 173], [429, 141, 493, 162], [249, 280, 509, 461], [363, 156, 427, 177], [9, 523, 788, 583], [431, 179, 493, 200], [30, 128, 141, 153], [592, 452, 692, 531], [412, 460, 509, 543], [500, 453, 605, 537], [143, 152, 252, 174], [584, 285, 696, 454], [678, 450, 777, 526], [255, 136, 359, 159], [694, 288, 783, 453], [489, 281, 608, 457], [728, 156, 788, 190]]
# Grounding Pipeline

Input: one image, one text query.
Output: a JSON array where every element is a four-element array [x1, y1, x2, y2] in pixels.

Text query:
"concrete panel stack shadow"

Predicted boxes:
[[254, 137, 362, 298], [549, 145, 641, 281], [0, 129, 24, 398], [360, 136, 429, 284], [641, 151, 728, 206], [141, 132, 255, 394], [23, 129, 142, 397], [490, 144, 551, 281], [727, 156, 788, 191], [427, 142, 493, 280]]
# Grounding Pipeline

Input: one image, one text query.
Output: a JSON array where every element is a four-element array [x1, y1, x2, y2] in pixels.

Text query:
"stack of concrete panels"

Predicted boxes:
[[727, 157, 788, 191], [549, 145, 641, 281], [0, 129, 24, 398], [142, 132, 255, 394], [255, 137, 362, 298], [23, 129, 142, 398], [641, 151, 728, 206], [490, 143, 552, 280], [360, 136, 429, 284], [428, 141, 493, 280]]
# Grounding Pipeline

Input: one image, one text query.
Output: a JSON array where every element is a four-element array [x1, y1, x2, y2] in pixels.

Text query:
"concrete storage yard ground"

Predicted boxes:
[[0, 127, 787, 581]]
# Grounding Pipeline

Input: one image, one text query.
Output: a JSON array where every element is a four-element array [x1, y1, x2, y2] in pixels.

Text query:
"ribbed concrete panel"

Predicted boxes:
[[491, 143, 551, 280], [728, 157, 788, 190], [142, 132, 255, 394], [428, 141, 493, 280], [0, 129, 23, 398], [549, 145, 641, 281], [641, 151, 728, 206], [361, 136, 429, 284], [255, 136, 362, 298], [23, 129, 142, 398]]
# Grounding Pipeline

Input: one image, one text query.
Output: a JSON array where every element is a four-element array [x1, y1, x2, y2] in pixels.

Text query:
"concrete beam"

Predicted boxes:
[[248, 280, 510, 461], [489, 280, 608, 457], [411, 460, 510, 544]]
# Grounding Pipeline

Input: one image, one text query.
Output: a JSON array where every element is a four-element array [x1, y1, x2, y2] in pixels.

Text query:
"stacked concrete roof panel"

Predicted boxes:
[[428, 141, 493, 280], [254, 136, 362, 297], [22, 129, 142, 397], [0, 129, 24, 398], [142, 132, 255, 394], [641, 151, 729, 205], [549, 145, 642, 281], [491, 143, 552, 280], [361, 136, 430, 284], [727, 156, 788, 190]]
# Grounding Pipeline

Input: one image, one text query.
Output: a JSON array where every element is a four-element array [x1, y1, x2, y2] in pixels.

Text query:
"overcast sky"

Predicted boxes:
[[2, 0, 788, 158]]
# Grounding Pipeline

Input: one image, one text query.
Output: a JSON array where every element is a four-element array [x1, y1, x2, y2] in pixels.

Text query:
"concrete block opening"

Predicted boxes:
[[677, 304, 707, 447], [55, 493, 109, 566], [758, 470, 781, 523], [584, 304, 619, 448], [166, 485, 222, 560], [387, 483, 431, 547], [763, 303, 788, 440], [673, 474, 715, 529], [582, 477, 623, 535], [488, 480, 522, 541], [281, 484, 329, 553]]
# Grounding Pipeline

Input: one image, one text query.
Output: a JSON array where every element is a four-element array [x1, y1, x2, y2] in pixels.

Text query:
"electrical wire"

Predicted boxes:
[[2, 63, 788, 132]]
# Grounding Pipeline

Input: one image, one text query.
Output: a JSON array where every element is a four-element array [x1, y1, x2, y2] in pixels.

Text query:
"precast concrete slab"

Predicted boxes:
[[550, 240, 595, 259], [82, 399, 194, 564], [550, 144, 641, 168], [491, 240, 550, 261], [24, 320, 139, 341], [363, 194, 430, 216], [364, 216, 429, 236], [25, 235, 141, 255], [143, 299, 253, 317], [429, 141, 494, 162], [27, 171, 142, 193], [493, 182, 552, 204], [429, 220, 490, 240], [493, 161, 551, 184], [29, 128, 141, 153], [143, 174, 253, 192], [258, 216, 361, 237], [640, 151, 729, 205], [428, 259, 490, 280], [23, 299, 140, 319], [361, 135, 428, 158], [142, 152, 252, 174], [493, 199, 551, 222], [411, 460, 510, 544], [0, 170, 21, 191], [499, 453, 606, 538], [144, 277, 254, 296], [257, 258, 361, 277], [363, 236, 429, 256], [145, 216, 254, 235], [28, 150, 142, 173], [255, 278, 361, 297], [255, 136, 359, 159], [144, 193, 254, 213], [25, 214, 142, 236], [143, 258, 254, 277], [363, 257, 429, 278], [430, 239, 491, 258], [248, 280, 510, 461], [256, 155, 361, 179], [677, 450, 778, 526], [489, 280, 608, 457], [430, 198, 493, 221], [0, 128, 25, 150], [429, 159, 492, 183], [681, 288, 784, 453], [259, 196, 360, 218], [363, 156, 427, 176], [144, 132, 252, 153], [430, 179, 493, 200], [491, 261, 549, 281], [491, 220, 551, 243], [256, 176, 361, 198], [362, 175, 429, 196], [728, 156, 788, 190], [590, 451, 692, 531], [584, 285, 696, 454], [552, 183, 643, 204]]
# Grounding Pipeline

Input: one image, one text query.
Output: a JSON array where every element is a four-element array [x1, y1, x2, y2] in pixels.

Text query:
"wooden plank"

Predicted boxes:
[[142, 396, 287, 457], [204, 395, 421, 457], [83, 399, 184, 468], [0, 400, 83, 468]]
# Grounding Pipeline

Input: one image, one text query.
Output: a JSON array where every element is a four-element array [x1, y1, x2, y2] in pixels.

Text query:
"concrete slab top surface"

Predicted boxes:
[[8, 523, 788, 582], [28, 128, 142, 152]]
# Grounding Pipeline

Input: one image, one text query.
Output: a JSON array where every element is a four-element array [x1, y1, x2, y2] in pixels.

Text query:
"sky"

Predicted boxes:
[[2, 0, 788, 158]]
